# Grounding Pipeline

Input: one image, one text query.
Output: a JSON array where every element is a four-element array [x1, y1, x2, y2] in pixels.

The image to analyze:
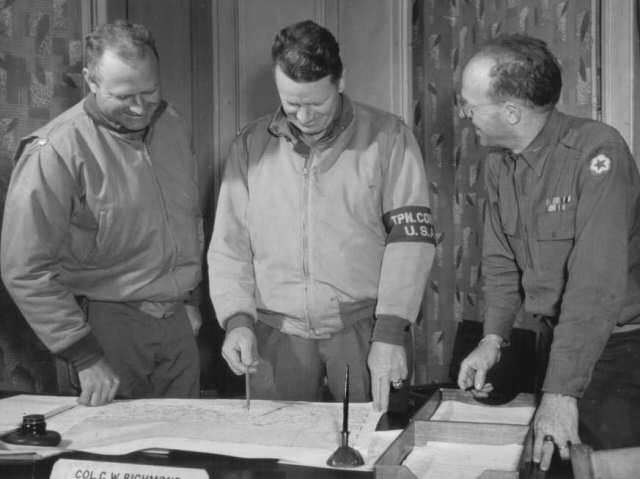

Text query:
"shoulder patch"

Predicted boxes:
[[589, 154, 611, 176]]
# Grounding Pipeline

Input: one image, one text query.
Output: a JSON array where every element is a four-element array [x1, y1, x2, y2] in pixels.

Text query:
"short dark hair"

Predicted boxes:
[[271, 20, 343, 83], [479, 34, 562, 110], [85, 20, 158, 82]]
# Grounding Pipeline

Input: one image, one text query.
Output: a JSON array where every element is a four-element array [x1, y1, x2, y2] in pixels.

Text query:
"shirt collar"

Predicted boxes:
[[267, 94, 354, 154], [517, 108, 563, 176]]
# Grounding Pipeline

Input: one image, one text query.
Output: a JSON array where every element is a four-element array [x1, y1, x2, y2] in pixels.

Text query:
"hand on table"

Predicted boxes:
[[368, 341, 408, 412], [77, 357, 120, 406], [457, 335, 502, 395], [222, 326, 259, 375], [533, 392, 580, 471]]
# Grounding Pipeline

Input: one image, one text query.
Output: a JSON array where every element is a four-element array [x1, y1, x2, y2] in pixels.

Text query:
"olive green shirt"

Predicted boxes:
[[482, 109, 640, 397]]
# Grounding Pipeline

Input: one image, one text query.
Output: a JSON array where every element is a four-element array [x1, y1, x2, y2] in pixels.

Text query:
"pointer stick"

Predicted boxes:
[[245, 372, 250, 410]]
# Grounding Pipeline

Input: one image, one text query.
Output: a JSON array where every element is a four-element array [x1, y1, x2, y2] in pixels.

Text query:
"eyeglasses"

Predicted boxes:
[[456, 94, 502, 119]]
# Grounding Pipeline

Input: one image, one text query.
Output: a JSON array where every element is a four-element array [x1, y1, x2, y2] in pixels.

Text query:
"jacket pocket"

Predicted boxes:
[[73, 208, 112, 263], [68, 204, 103, 263], [537, 209, 576, 240], [535, 208, 576, 273]]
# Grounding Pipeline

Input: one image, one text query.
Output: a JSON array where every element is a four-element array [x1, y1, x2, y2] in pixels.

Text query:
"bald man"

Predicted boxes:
[[456, 34, 640, 469]]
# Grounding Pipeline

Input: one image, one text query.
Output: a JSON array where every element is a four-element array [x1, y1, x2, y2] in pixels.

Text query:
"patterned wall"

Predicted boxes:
[[0, 0, 84, 392], [412, 0, 595, 384]]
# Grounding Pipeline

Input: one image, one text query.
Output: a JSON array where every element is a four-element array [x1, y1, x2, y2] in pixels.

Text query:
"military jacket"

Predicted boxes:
[[483, 109, 640, 397]]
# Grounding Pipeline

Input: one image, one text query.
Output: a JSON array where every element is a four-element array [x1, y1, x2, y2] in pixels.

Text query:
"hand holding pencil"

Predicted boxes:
[[221, 326, 259, 376]]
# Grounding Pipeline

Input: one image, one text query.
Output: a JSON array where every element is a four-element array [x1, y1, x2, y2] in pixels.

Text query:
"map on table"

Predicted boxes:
[[43, 398, 382, 463]]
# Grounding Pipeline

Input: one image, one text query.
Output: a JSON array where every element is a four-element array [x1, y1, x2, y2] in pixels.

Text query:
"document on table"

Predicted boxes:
[[27, 397, 384, 469], [430, 400, 535, 425], [402, 442, 523, 479]]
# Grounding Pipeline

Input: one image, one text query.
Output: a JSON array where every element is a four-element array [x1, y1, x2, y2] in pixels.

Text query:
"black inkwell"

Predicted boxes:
[[1, 414, 62, 446]]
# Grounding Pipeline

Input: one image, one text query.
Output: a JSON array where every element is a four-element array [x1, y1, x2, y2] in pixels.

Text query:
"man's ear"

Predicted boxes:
[[504, 102, 521, 125], [338, 73, 346, 93], [83, 67, 98, 93]]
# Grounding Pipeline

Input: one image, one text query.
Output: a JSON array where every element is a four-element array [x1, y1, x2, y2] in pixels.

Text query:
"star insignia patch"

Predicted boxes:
[[589, 154, 611, 176]]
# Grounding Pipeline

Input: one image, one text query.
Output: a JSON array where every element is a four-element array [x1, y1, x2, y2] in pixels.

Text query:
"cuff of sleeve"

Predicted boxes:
[[482, 311, 515, 340], [480, 334, 508, 348], [56, 332, 104, 371], [224, 312, 256, 333], [541, 358, 586, 398], [372, 315, 411, 345]]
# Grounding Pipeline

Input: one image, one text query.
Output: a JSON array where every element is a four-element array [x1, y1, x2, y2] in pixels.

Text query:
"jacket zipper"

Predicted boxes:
[[302, 155, 312, 327], [143, 143, 179, 275]]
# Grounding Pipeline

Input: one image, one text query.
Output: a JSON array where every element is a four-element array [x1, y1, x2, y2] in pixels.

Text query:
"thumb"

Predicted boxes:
[[533, 433, 544, 464]]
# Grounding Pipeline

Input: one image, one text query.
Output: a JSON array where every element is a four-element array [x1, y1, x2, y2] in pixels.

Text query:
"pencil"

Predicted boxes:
[[245, 372, 250, 410], [44, 403, 77, 420]]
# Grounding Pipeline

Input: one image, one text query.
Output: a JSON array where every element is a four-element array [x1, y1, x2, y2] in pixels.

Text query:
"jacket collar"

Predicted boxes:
[[267, 94, 354, 156], [83, 94, 168, 139]]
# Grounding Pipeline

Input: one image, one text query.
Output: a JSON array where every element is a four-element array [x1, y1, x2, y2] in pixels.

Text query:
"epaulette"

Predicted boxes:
[[11, 135, 50, 165], [560, 129, 580, 149]]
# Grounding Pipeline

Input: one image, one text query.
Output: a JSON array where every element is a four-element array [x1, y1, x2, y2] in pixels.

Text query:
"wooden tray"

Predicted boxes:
[[374, 388, 538, 479]]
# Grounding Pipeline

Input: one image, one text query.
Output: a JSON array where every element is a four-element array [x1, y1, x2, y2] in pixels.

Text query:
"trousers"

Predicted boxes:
[[250, 317, 413, 405], [250, 317, 374, 402], [86, 300, 200, 399], [578, 328, 640, 449]]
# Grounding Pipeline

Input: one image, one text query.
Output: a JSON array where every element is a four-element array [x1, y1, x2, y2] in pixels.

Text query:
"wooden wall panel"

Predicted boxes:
[[338, 1, 392, 110], [601, 0, 638, 160], [336, 0, 411, 122], [190, 0, 215, 210]]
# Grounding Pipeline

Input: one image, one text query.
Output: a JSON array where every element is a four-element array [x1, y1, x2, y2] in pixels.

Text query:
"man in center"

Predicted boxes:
[[208, 20, 435, 411]]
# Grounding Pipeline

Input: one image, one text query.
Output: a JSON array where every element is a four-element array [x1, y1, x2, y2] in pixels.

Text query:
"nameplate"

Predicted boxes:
[[50, 458, 208, 479]]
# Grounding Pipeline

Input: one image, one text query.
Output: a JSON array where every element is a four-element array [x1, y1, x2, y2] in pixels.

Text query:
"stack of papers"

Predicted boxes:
[[430, 399, 535, 425], [403, 442, 524, 479]]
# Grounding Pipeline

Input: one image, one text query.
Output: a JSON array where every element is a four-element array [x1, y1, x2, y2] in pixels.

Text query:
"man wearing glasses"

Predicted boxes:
[[456, 34, 640, 469]]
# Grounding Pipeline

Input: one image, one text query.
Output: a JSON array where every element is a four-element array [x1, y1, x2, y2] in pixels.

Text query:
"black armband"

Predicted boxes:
[[383, 206, 436, 244]]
